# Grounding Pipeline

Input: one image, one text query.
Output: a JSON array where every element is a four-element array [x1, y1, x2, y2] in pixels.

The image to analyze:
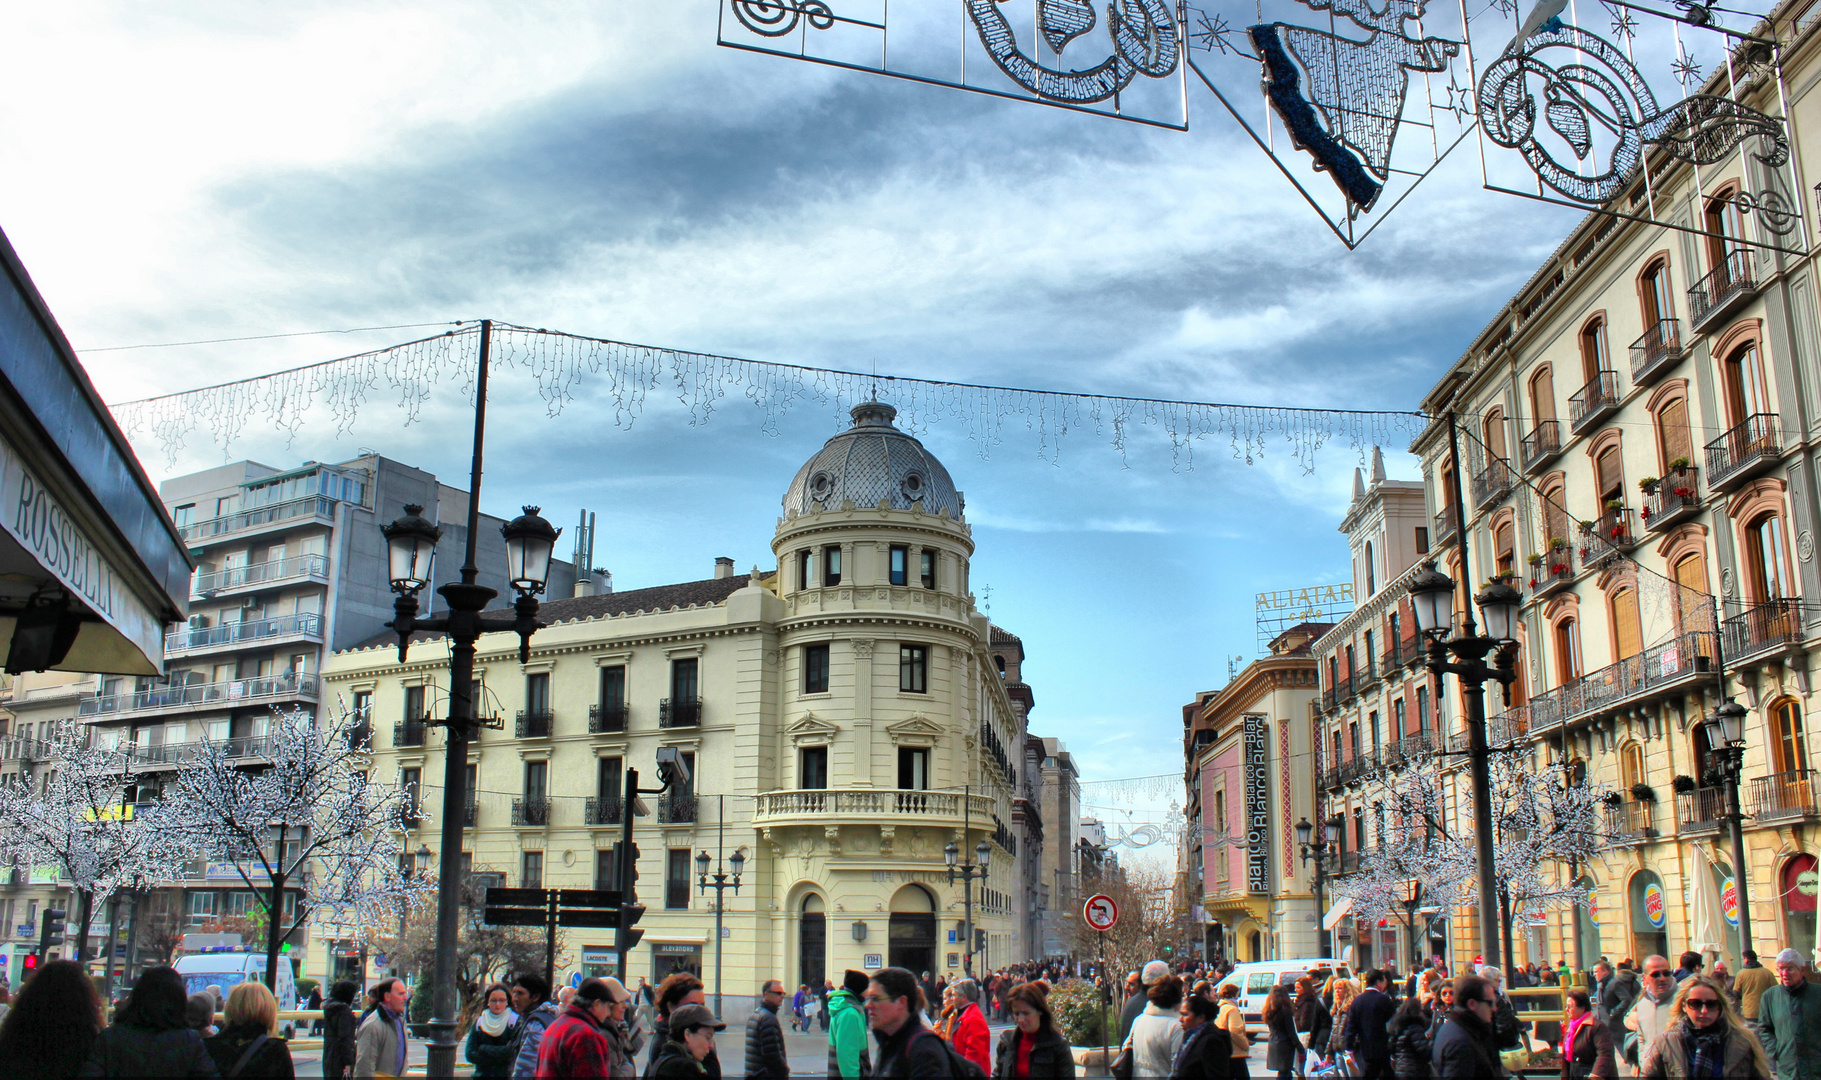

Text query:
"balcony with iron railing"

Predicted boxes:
[[1689, 248, 1760, 331], [0, 734, 52, 761], [1603, 800, 1658, 843], [191, 553, 329, 598], [1321, 687, 1339, 713], [394, 719, 429, 747], [1705, 413, 1781, 490], [1385, 730, 1437, 767], [463, 795, 477, 828], [1528, 631, 1716, 735], [1748, 770, 1821, 821], [1522, 420, 1563, 473], [584, 795, 625, 825], [1722, 598, 1803, 663], [1569, 371, 1621, 434], [1473, 459, 1516, 510], [753, 787, 996, 829], [1642, 471, 1700, 532], [345, 722, 373, 751], [1433, 507, 1459, 547], [659, 697, 701, 728], [76, 672, 320, 717], [1579, 508, 1639, 564], [659, 793, 698, 824], [1676, 785, 1725, 834], [1447, 709, 1529, 752], [1629, 318, 1685, 384], [512, 797, 551, 827], [589, 703, 628, 734], [123, 734, 276, 767], [165, 613, 323, 656], [1321, 763, 1345, 791], [177, 495, 338, 544], [516, 711, 554, 739], [1527, 548, 1575, 597]]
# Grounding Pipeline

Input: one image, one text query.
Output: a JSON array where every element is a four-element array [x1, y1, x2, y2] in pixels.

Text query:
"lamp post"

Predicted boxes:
[[1407, 551, 1521, 970], [1295, 815, 1341, 956], [379, 321, 562, 1080], [945, 837, 991, 977], [1703, 701, 1755, 956], [696, 794, 746, 1016]]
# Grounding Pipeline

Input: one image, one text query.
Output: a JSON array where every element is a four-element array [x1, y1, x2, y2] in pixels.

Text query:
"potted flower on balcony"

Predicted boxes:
[[1671, 774, 1697, 794], [1669, 456, 1691, 476], [1630, 782, 1658, 802], [1601, 791, 1623, 807], [1639, 476, 1660, 496], [1550, 537, 1568, 552]]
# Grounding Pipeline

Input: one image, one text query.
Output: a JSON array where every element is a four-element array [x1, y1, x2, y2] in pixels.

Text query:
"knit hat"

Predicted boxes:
[[843, 970, 870, 994]]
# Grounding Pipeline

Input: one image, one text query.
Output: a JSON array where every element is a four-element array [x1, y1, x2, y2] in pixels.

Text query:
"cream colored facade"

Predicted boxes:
[[313, 403, 1030, 1008]]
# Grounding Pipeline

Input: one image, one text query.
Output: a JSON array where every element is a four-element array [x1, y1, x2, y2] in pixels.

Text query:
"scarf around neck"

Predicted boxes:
[[477, 1008, 516, 1037], [1683, 1021, 1727, 1079]]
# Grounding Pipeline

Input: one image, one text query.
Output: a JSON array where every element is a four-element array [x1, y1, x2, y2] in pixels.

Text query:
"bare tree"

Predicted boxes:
[[372, 871, 564, 1024]]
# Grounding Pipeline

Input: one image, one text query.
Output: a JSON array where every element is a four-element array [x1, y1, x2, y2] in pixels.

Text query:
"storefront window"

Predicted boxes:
[[1577, 876, 1602, 964], [1783, 855, 1819, 961], [1630, 870, 1670, 961]]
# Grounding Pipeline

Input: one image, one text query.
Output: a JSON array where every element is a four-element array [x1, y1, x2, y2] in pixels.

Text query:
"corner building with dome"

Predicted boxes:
[[314, 403, 1037, 1018]]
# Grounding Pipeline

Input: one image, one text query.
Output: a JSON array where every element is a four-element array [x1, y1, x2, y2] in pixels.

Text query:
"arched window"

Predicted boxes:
[[1746, 512, 1793, 602], [1530, 367, 1557, 424], [1493, 520, 1515, 577], [1595, 444, 1626, 513], [1770, 698, 1809, 775], [1542, 481, 1571, 551], [1673, 552, 1709, 633], [1655, 397, 1693, 472], [1640, 259, 1675, 326], [1705, 189, 1746, 269], [1611, 587, 1643, 659], [1630, 870, 1670, 961], [1575, 873, 1602, 961], [1621, 742, 1646, 789], [1484, 408, 1509, 461], [1581, 318, 1611, 383], [1783, 855, 1819, 960], [1554, 617, 1582, 683], [1365, 541, 1377, 595], [1724, 341, 1771, 426]]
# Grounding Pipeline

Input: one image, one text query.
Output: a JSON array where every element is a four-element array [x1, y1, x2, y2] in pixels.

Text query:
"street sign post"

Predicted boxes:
[[1084, 894, 1119, 932], [1083, 893, 1121, 1055], [484, 886, 621, 991]]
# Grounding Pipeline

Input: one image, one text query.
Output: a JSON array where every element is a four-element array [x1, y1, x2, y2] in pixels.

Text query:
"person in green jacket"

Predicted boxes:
[[826, 969, 871, 1079], [1756, 948, 1821, 1080]]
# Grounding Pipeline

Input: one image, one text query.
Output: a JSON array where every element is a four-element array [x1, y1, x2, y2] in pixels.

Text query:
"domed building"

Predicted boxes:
[[317, 402, 1036, 1020]]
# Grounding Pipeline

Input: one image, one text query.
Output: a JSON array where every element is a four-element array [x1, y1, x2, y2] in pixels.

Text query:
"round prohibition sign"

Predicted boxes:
[[1083, 893, 1120, 932]]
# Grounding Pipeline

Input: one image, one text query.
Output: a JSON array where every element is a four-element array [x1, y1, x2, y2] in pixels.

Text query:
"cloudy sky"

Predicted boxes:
[[1, 2, 1588, 848]]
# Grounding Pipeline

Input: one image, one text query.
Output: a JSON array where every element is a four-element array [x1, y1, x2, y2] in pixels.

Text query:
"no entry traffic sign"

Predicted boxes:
[[1084, 893, 1119, 932]]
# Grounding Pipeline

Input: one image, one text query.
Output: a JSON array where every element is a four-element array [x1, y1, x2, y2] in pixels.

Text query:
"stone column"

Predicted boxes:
[[853, 638, 875, 787]]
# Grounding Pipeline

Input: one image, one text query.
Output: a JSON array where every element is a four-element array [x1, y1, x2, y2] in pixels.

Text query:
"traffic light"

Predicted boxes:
[[618, 903, 646, 952], [39, 907, 66, 956], [21, 953, 38, 973]]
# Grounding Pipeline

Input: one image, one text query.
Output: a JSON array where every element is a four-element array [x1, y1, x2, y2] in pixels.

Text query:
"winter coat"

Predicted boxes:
[[1559, 1017, 1616, 1080], [1329, 998, 1354, 1055], [1755, 979, 1821, 1080], [1295, 998, 1332, 1056], [1639, 1020, 1773, 1080], [1167, 1023, 1230, 1080], [745, 1000, 789, 1080], [949, 1002, 990, 1075], [465, 1014, 519, 1077], [1128, 1002, 1186, 1079], [1214, 1001, 1248, 1058], [511, 999, 560, 1079], [1625, 992, 1676, 1069], [353, 1006, 406, 1078], [991, 1026, 1077, 1079], [1118, 993, 1148, 1046], [652, 1039, 709, 1080], [203, 1027, 293, 1079], [645, 1017, 721, 1080], [1598, 970, 1639, 1048], [1430, 1008, 1500, 1080], [537, 1002, 624, 1080], [321, 1001, 358, 1079], [1491, 993, 1522, 1051], [872, 1016, 954, 1079], [826, 989, 871, 1080], [1736, 964, 1777, 1020], [1388, 1011, 1433, 1080], [1348, 988, 1398, 1063], [1263, 1004, 1300, 1073], [79, 1024, 219, 1078]]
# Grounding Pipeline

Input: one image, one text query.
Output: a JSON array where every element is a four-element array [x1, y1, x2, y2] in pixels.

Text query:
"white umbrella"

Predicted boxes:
[[1690, 845, 1727, 960]]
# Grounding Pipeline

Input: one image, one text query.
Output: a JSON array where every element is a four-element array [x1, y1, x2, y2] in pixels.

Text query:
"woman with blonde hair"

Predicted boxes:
[[1328, 979, 1360, 1061], [1638, 974, 1770, 1079], [204, 979, 295, 1078]]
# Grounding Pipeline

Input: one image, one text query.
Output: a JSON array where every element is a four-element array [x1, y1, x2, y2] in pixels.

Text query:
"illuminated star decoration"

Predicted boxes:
[[1674, 51, 1703, 87], [1192, 8, 1249, 55], [1603, 1, 1638, 39], [1444, 77, 1476, 121]]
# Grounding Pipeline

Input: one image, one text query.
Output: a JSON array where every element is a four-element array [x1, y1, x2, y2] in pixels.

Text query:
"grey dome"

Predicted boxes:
[[783, 403, 962, 519]]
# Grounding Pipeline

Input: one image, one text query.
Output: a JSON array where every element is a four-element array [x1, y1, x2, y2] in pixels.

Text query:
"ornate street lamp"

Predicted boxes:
[[945, 822, 992, 976], [1296, 815, 1342, 956], [696, 796, 745, 1015], [1702, 701, 1754, 955]]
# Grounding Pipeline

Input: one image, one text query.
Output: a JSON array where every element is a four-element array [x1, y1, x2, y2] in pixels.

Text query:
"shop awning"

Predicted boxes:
[[1323, 897, 1355, 931]]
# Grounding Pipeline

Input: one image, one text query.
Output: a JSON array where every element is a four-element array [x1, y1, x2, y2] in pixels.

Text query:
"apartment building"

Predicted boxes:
[[1035, 736, 1083, 957]]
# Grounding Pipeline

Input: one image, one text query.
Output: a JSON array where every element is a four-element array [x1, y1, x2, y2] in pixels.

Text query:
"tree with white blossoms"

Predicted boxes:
[[0, 720, 186, 969], [163, 705, 428, 990]]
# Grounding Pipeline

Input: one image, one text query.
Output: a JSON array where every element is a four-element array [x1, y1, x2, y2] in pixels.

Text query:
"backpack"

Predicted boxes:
[[910, 1029, 989, 1080]]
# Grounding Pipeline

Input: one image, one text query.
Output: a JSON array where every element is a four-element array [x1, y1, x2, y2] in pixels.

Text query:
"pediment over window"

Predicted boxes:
[[786, 714, 839, 747], [885, 716, 944, 747]]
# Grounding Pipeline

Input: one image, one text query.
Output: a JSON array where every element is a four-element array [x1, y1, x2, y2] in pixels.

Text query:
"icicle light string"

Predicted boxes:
[[109, 321, 1425, 473]]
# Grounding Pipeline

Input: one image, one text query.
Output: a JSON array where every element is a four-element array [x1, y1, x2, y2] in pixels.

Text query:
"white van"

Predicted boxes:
[[173, 951, 299, 1014], [1214, 958, 1352, 1025]]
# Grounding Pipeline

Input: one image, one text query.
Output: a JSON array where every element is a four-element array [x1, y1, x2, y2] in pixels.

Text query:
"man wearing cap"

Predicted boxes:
[[652, 1003, 729, 1079], [1756, 948, 1821, 1080], [827, 970, 872, 1079], [746, 980, 790, 1080], [1737, 949, 1777, 1025], [538, 976, 637, 1079]]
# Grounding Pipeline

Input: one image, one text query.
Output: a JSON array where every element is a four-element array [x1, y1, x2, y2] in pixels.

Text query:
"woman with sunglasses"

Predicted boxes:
[[1637, 975, 1770, 1079], [1559, 988, 1615, 1080]]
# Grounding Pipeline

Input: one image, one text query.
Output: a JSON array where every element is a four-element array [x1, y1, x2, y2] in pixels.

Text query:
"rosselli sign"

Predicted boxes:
[[1244, 714, 1270, 896]]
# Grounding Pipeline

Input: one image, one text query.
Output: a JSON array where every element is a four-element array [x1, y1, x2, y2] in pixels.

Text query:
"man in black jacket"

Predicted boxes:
[[1432, 975, 1502, 1080], [1346, 969, 1399, 1080], [746, 980, 789, 1080], [868, 968, 952, 1078]]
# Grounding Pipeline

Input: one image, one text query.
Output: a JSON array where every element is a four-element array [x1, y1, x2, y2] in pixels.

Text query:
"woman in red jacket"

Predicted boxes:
[[949, 978, 993, 1074]]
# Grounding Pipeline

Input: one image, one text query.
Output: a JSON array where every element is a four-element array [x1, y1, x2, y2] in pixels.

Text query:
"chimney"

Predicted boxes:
[[574, 578, 595, 598], [714, 557, 735, 579]]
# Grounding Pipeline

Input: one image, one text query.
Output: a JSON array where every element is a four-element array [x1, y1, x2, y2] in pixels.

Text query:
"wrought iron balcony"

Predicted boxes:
[[1603, 800, 1658, 843], [1569, 371, 1621, 434], [1321, 687, 1338, 713], [584, 795, 625, 825], [1385, 731, 1436, 767], [191, 553, 329, 598], [659, 697, 701, 728], [1629, 318, 1684, 384], [1722, 598, 1803, 662], [512, 797, 551, 827], [1580, 508, 1638, 563], [344, 723, 373, 751], [1689, 248, 1760, 332], [1472, 459, 1516, 509], [0, 735, 52, 762], [177, 494, 337, 543], [516, 711, 554, 739], [122, 734, 276, 767], [1433, 507, 1459, 547], [77, 673, 320, 717], [1528, 631, 1716, 737], [1748, 770, 1821, 820], [165, 612, 323, 656], [589, 703, 628, 734], [1528, 549, 1575, 597], [1522, 420, 1562, 473], [1447, 709, 1528, 752], [1321, 764, 1345, 791], [658, 793, 698, 824], [1676, 786, 1725, 834], [1642, 471, 1700, 532], [1705, 413, 1781, 490], [394, 720, 429, 747], [463, 796, 477, 828]]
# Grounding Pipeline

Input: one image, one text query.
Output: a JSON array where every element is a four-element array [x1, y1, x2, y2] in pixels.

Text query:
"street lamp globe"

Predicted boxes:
[[1324, 816, 1342, 844], [1475, 579, 1524, 643], [729, 848, 746, 879], [381, 504, 442, 594], [976, 840, 991, 871], [1295, 817, 1313, 846], [944, 841, 960, 867], [501, 506, 561, 596], [416, 844, 432, 873], [1408, 562, 1456, 639], [1709, 701, 1748, 745], [696, 850, 712, 879]]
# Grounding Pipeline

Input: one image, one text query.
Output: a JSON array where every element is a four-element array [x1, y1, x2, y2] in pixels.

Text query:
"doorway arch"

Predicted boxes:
[[800, 893, 827, 993], [888, 884, 937, 977], [1629, 870, 1670, 961]]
